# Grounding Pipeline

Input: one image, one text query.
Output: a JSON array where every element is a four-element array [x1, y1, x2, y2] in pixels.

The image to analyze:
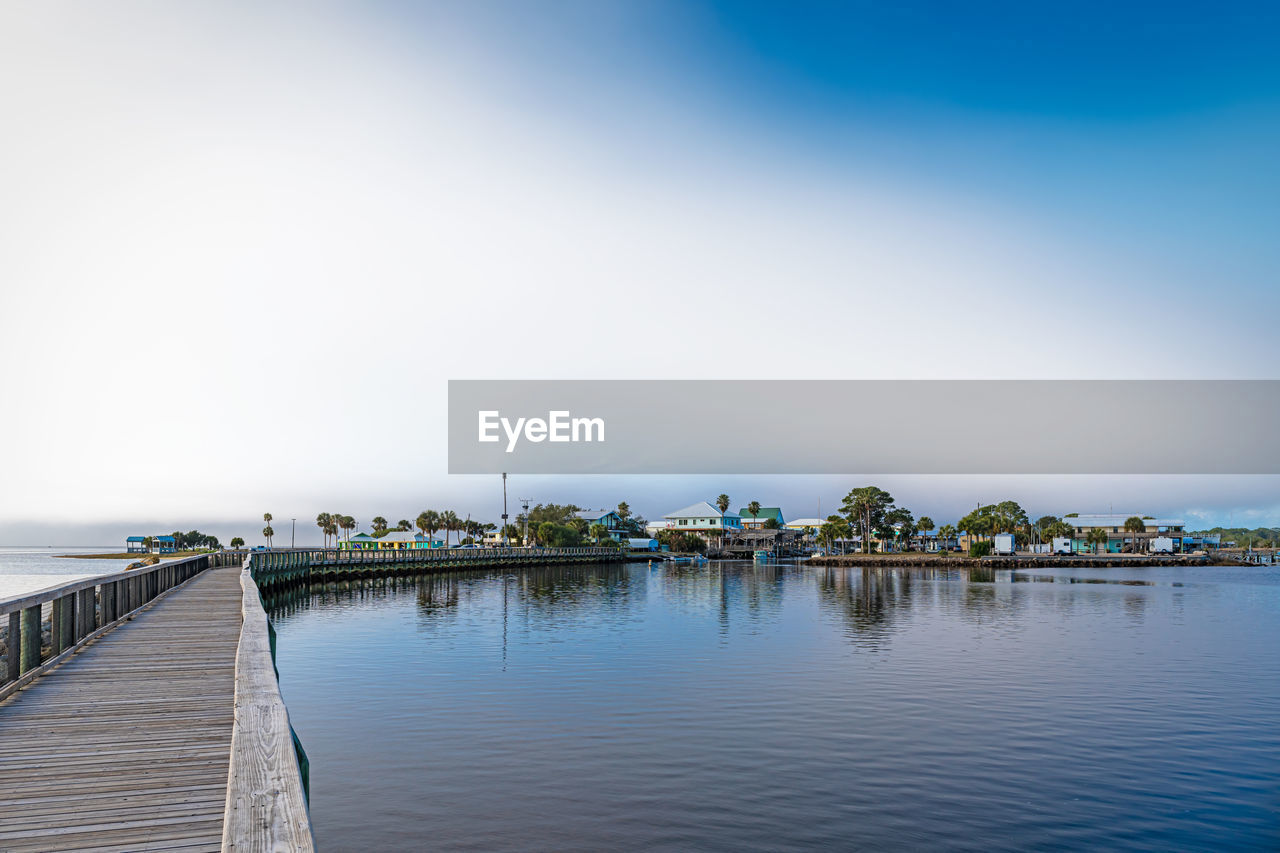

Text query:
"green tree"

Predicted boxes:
[[1124, 516, 1146, 553], [339, 515, 356, 543], [589, 522, 610, 543], [537, 521, 582, 547], [938, 524, 957, 551], [417, 510, 440, 546], [230, 536, 245, 549], [397, 519, 412, 531], [371, 516, 389, 535], [442, 510, 462, 547], [1047, 520, 1075, 541], [616, 502, 631, 521], [714, 494, 732, 549], [762, 517, 781, 530], [316, 512, 333, 548], [887, 507, 915, 551], [1087, 527, 1109, 554], [747, 501, 762, 527], [841, 486, 895, 553], [262, 525, 274, 548]]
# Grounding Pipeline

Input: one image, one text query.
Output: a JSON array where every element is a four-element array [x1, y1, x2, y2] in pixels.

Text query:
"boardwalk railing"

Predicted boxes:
[[223, 555, 314, 852], [243, 545, 624, 589], [0, 553, 213, 698]]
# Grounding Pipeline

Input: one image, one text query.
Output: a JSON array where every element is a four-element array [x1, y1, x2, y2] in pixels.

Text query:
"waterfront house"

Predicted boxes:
[[338, 531, 442, 551], [645, 519, 674, 537], [663, 502, 742, 534], [126, 536, 148, 553], [340, 533, 379, 550], [574, 509, 627, 540], [1064, 513, 1190, 553], [738, 507, 785, 529]]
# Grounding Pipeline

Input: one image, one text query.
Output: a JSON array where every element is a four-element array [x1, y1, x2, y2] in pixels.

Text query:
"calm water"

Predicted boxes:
[[0, 546, 129, 599], [270, 561, 1280, 851]]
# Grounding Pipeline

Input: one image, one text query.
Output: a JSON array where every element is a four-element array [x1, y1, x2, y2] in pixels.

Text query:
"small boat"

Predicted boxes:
[[753, 550, 774, 563]]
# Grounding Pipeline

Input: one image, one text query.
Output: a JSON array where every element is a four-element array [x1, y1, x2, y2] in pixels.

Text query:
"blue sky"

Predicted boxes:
[[1, 1, 1277, 543]]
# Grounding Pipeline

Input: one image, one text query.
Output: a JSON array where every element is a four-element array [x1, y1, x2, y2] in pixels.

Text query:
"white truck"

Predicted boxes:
[[993, 533, 1016, 556], [1150, 536, 1175, 554], [1052, 536, 1073, 556]]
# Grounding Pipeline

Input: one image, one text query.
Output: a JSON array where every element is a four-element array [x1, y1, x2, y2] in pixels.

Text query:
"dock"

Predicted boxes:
[[0, 546, 620, 851], [0, 566, 242, 851]]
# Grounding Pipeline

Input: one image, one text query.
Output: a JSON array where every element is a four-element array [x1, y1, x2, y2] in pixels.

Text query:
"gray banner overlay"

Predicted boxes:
[[449, 380, 1280, 474]]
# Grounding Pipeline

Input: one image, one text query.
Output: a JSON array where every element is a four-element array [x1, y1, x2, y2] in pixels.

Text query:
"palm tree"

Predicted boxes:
[[442, 511, 461, 547], [938, 524, 957, 551], [371, 516, 388, 535], [714, 494, 731, 549], [918, 516, 935, 550], [339, 515, 356, 543], [230, 536, 245, 549], [316, 512, 333, 548], [1087, 527, 1109, 554], [589, 523, 610, 544], [617, 502, 631, 521], [747, 501, 761, 528], [263, 512, 273, 527], [262, 525, 274, 549], [416, 510, 439, 547], [1124, 516, 1146, 553], [397, 519, 412, 531]]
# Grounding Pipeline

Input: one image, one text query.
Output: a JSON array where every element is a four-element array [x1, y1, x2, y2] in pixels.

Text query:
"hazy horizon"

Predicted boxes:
[[3, 2, 1277, 540]]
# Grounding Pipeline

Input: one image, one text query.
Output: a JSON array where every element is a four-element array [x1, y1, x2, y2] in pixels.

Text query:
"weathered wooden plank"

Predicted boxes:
[[0, 567, 243, 852], [221, 567, 314, 852]]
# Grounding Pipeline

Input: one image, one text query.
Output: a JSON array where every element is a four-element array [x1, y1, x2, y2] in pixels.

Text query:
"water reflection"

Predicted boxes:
[[267, 560, 1280, 852]]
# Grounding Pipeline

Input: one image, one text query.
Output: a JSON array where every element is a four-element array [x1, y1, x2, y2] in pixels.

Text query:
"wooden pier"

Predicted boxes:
[[0, 546, 621, 851]]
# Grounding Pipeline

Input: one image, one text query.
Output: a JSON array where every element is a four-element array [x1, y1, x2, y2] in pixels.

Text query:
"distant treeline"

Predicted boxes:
[[1191, 526, 1278, 546]]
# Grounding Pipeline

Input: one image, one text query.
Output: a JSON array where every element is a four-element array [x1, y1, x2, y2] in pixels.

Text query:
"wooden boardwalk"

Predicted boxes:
[[0, 566, 244, 852]]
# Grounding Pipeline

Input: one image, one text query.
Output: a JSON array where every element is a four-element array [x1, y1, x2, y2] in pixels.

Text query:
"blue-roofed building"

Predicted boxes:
[[126, 535, 178, 554]]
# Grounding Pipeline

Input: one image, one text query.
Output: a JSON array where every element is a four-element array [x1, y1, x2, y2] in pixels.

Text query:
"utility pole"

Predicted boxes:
[[502, 473, 509, 549], [520, 498, 532, 546], [291, 518, 296, 549]]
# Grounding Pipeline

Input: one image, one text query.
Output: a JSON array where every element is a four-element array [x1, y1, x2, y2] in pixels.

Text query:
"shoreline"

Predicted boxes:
[[806, 553, 1250, 569]]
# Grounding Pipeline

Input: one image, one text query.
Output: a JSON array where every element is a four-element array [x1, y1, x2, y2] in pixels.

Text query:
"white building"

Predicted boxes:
[[662, 501, 742, 533]]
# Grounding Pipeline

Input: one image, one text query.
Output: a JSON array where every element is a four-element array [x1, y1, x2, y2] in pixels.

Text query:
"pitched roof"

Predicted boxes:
[[377, 531, 423, 543], [575, 509, 617, 522], [664, 501, 739, 520], [737, 507, 783, 521]]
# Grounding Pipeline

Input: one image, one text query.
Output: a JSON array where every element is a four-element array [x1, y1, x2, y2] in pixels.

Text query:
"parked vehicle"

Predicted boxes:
[[1052, 537, 1073, 556], [993, 533, 1016, 556], [1150, 536, 1175, 554]]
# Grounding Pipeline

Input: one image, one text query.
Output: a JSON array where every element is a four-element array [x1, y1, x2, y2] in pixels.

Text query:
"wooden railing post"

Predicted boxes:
[[20, 606, 41, 674], [5, 611, 19, 684]]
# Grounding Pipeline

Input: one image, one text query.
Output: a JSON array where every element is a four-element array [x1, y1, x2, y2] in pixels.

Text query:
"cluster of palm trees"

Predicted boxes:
[[314, 512, 357, 547]]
